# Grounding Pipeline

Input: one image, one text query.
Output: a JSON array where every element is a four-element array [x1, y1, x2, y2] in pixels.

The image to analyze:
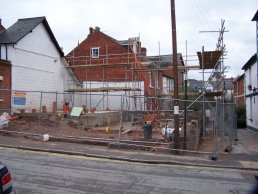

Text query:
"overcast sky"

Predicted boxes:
[[1, 0, 257, 79]]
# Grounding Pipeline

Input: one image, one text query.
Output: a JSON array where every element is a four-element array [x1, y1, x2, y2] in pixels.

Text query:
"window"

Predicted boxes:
[[133, 42, 138, 54], [148, 72, 152, 87], [0, 76, 3, 100], [168, 78, 174, 92], [162, 76, 174, 94], [91, 47, 99, 58]]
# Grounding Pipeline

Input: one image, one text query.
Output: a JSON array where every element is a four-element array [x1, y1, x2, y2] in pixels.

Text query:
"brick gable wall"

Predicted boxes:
[[233, 76, 245, 108], [0, 60, 11, 113], [66, 30, 140, 82], [66, 28, 171, 102]]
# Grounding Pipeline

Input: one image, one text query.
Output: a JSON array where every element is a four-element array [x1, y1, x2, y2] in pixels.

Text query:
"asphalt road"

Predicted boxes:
[[0, 147, 256, 194]]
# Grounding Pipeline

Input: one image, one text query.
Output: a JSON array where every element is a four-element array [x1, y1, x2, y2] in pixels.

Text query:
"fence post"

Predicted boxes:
[[118, 94, 124, 143], [55, 91, 58, 127], [211, 120, 217, 160], [211, 100, 218, 160], [234, 113, 238, 142], [39, 91, 42, 125]]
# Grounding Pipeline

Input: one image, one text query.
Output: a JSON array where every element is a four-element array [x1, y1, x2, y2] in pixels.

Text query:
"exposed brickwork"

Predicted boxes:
[[65, 27, 179, 104], [0, 60, 11, 113], [233, 74, 245, 108], [66, 29, 139, 82], [0, 19, 5, 33], [66, 27, 156, 98]]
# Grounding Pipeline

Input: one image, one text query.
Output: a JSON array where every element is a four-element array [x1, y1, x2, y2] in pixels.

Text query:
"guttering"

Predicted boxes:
[[245, 91, 258, 98]]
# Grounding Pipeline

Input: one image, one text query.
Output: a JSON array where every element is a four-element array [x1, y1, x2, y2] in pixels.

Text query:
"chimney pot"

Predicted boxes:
[[95, 26, 100, 31]]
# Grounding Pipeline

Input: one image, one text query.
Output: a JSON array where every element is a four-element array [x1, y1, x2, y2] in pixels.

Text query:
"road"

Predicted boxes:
[[0, 147, 256, 194]]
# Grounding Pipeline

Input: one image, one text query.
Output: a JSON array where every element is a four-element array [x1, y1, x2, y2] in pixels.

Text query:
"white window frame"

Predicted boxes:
[[91, 47, 100, 58], [168, 78, 174, 93], [148, 72, 153, 88], [0, 76, 3, 100]]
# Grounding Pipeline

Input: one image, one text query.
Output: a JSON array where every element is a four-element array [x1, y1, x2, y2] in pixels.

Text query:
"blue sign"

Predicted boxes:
[[12, 92, 26, 105]]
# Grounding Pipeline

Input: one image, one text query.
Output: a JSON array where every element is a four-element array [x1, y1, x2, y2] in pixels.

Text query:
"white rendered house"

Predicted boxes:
[[0, 17, 81, 112], [242, 54, 258, 132]]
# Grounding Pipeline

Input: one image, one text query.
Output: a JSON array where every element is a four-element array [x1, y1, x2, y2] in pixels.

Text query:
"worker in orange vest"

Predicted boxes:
[[63, 102, 70, 118]]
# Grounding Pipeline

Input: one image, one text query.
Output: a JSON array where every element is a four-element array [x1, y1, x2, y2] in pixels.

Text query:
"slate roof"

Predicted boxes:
[[145, 54, 184, 68], [242, 54, 257, 70], [0, 17, 64, 57], [211, 78, 234, 91], [233, 73, 244, 83], [187, 79, 204, 92], [252, 10, 258, 21]]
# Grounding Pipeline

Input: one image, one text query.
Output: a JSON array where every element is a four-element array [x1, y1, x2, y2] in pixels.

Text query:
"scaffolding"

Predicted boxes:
[[62, 20, 235, 156], [65, 37, 185, 117]]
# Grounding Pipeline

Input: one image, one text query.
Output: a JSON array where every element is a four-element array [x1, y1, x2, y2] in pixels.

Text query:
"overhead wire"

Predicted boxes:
[[195, 0, 219, 30]]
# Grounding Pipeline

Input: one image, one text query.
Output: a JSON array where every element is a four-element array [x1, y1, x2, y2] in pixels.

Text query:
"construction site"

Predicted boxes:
[[0, 0, 239, 161], [0, 15, 237, 160]]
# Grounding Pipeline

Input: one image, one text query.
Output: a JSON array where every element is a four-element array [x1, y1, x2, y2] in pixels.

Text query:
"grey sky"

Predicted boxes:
[[1, 0, 257, 79]]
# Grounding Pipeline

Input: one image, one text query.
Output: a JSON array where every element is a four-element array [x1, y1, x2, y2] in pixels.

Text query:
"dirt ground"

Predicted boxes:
[[2, 113, 216, 153], [5, 114, 164, 142]]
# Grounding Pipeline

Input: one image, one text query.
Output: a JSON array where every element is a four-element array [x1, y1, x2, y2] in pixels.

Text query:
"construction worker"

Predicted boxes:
[[63, 102, 70, 118]]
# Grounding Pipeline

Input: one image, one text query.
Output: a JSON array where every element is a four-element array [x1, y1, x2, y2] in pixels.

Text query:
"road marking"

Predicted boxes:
[[239, 161, 258, 169], [0, 146, 257, 173]]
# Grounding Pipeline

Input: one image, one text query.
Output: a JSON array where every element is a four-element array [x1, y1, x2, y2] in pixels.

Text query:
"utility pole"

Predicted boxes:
[[183, 69, 188, 150], [183, 40, 188, 150], [170, 0, 179, 150]]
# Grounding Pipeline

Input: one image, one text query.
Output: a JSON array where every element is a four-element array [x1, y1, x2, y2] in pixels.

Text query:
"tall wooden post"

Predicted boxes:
[[171, 0, 179, 150]]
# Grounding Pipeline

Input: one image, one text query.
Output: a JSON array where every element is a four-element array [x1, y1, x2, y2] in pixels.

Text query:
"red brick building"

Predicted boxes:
[[233, 74, 245, 108], [66, 27, 152, 94], [66, 27, 184, 98], [0, 59, 11, 113]]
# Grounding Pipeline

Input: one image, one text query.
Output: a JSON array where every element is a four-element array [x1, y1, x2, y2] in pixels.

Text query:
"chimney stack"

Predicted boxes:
[[0, 19, 5, 33], [89, 27, 93, 34]]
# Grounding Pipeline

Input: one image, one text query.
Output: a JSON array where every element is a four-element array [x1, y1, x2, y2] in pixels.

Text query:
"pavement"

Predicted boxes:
[[0, 128, 258, 170]]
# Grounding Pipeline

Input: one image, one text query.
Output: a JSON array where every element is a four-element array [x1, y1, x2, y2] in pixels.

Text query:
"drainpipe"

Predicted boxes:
[[9, 62, 12, 114], [5, 44, 8, 60]]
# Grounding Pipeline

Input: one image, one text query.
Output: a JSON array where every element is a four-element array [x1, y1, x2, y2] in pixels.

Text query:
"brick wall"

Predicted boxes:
[[65, 27, 179, 103], [0, 19, 5, 33], [0, 60, 11, 113], [66, 28, 145, 82], [233, 75, 245, 108]]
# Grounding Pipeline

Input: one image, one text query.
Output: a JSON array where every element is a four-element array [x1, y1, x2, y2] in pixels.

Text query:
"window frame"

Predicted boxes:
[[148, 72, 153, 88], [91, 47, 100, 58]]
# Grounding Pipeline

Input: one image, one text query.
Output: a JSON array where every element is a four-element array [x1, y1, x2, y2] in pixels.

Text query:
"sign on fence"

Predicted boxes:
[[13, 92, 26, 105]]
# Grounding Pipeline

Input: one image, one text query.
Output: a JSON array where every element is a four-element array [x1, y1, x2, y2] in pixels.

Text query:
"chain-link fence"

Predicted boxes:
[[211, 100, 236, 159], [0, 89, 237, 158]]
